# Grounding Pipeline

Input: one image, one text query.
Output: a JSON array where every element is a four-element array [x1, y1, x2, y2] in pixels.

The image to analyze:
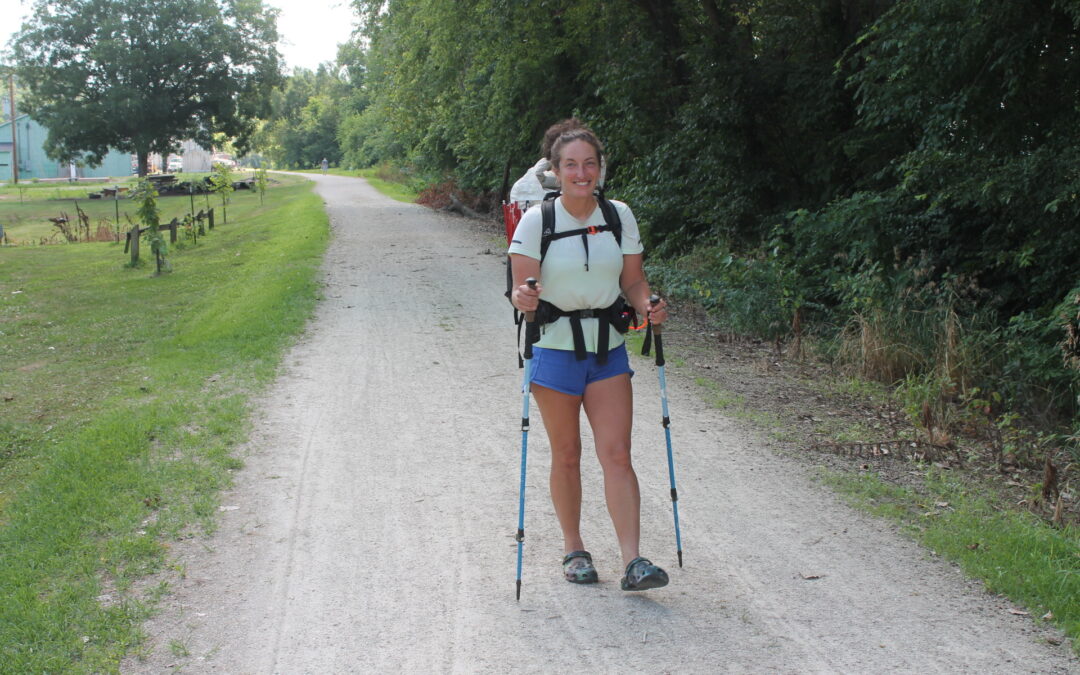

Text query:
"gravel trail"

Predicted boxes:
[[126, 174, 1077, 674]]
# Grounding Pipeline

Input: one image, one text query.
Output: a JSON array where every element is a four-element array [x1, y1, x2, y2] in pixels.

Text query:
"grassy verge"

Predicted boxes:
[[291, 166, 421, 203], [696, 361, 1080, 647], [0, 174, 328, 671], [822, 468, 1080, 646], [0, 172, 266, 243]]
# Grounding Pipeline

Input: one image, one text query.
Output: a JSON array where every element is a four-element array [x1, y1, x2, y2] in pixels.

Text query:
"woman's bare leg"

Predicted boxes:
[[532, 384, 585, 553], [583, 373, 639, 567]]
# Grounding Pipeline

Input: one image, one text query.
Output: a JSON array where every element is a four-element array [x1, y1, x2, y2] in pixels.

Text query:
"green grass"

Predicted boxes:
[[695, 376, 746, 410], [624, 325, 647, 355], [0, 172, 264, 243], [809, 374, 891, 405], [822, 469, 1080, 647], [0, 174, 328, 671], [354, 168, 421, 203], [291, 166, 421, 203], [686, 375, 788, 432], [625, 326, 690, 377], [815, 416, 891, 443]]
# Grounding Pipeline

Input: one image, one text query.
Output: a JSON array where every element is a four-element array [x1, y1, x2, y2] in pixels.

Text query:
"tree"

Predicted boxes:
[[255, 166, 268, 205], [12, 0, 283, 176], [209, 162, 235, 223], [258, 65, 352, 169], [132, 178, 168, 274]]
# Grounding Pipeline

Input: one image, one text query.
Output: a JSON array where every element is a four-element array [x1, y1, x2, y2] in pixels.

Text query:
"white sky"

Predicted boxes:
[[1, 0, 357, 72]]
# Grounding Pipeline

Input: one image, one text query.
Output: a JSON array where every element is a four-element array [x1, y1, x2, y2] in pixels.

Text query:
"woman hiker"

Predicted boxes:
[[508, 120, 670, 591]]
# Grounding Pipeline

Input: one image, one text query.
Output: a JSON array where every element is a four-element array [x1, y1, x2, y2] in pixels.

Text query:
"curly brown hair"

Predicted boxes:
[[541, 118, 604, 169]]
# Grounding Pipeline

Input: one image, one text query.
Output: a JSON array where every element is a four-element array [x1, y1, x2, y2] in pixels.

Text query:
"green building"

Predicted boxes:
[[0, 114, 132, 182]]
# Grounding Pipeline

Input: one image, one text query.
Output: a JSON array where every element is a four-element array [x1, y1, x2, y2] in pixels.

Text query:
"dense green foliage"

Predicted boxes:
[[257, 0, 1080, 434], [255, 63, 358, 169], [12, 0, 282, 175]]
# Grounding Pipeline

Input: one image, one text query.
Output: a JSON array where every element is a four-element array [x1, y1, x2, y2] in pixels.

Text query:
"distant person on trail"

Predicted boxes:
[[321, 158, 329, 175], [508, 119, 670, 591]]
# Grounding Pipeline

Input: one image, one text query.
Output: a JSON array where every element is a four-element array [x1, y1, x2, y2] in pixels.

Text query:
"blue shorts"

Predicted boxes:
[[529, 344, 633, 396]]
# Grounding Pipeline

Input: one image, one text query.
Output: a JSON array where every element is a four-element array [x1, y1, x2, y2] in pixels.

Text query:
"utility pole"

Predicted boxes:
[[8, 74, 18, 184]]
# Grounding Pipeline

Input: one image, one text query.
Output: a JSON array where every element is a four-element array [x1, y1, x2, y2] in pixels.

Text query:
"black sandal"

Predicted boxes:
[[562, 550, 599, 584], [620, 556, 669, 591]]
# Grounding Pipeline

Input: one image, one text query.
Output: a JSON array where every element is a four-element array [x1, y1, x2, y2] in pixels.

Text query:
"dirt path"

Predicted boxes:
[[127, 174, 1077, 673]]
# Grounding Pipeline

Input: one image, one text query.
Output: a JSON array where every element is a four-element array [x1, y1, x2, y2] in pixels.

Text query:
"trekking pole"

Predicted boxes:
[[650, 295, 683, 567], [515, 278, 538, 600]]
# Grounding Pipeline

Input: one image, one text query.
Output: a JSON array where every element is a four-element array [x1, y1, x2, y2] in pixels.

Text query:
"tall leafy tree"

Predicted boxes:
[[12, 0, 282, 175], [839, 0, 1080, 316], [344, 0, 893, 235], [259, 64, 350, 169]]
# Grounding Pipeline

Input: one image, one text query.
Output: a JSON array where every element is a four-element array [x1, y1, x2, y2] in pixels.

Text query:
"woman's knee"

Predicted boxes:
[[597, 442, 633, 474], [551, 440, 583, 471]]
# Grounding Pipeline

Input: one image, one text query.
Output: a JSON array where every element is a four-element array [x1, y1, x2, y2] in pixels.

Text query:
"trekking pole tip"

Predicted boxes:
[[678, 550, 683, 568], [516, 580, 522, 601]]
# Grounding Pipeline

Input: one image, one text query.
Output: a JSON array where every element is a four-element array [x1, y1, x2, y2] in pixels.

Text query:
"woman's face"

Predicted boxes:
[[553, 139, 600, 199]]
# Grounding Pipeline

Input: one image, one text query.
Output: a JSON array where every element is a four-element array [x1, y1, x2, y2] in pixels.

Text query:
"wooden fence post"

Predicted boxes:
[[168, 218, 178, 244], [208, 207, 214, 230], [129, 224, 140, 265]]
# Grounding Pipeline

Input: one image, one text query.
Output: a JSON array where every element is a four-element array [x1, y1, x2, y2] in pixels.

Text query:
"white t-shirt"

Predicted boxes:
[[508, 197, 644, 353]]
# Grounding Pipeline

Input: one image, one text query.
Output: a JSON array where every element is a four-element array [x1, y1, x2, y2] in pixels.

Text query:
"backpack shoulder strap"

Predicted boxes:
[[539, 191, 559, 262], [596, 193, 622, 249], [540, 191, 624, 265]]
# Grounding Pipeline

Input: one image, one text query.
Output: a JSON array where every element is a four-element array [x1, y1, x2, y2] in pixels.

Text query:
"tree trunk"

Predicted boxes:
[[137, 149, 149, 177]]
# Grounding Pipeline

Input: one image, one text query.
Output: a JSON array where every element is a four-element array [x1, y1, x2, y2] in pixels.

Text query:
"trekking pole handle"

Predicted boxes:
[[649, 295, 665, 366], [524, 278, 538, 323], [649, 295, 663, 336]]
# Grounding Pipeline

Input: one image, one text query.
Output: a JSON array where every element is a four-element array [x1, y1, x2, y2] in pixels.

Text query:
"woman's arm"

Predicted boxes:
[[620, 254, 667, 325], [510, 253, 542, 312]]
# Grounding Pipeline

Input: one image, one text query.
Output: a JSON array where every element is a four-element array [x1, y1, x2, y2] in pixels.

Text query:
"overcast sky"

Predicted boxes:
[[1, 0, 357, 73]]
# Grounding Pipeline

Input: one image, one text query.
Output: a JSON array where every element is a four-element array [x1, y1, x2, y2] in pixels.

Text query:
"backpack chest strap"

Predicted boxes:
[[546, 224, 615, 271], [540, 196, 622, 272]]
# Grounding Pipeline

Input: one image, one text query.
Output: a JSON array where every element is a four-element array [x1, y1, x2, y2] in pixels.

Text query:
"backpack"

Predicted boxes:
[[504, 190, 634, 366]]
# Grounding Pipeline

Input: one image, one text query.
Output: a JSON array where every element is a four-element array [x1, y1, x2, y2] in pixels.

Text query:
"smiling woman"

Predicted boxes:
[[508, 120, 672, 593]]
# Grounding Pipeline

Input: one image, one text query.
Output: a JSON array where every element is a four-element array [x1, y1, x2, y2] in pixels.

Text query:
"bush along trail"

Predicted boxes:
[[0, 174, 328, 671]]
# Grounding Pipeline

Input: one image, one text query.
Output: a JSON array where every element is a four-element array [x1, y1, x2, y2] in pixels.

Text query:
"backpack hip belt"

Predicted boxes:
[[535, 298, 632, 365]]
